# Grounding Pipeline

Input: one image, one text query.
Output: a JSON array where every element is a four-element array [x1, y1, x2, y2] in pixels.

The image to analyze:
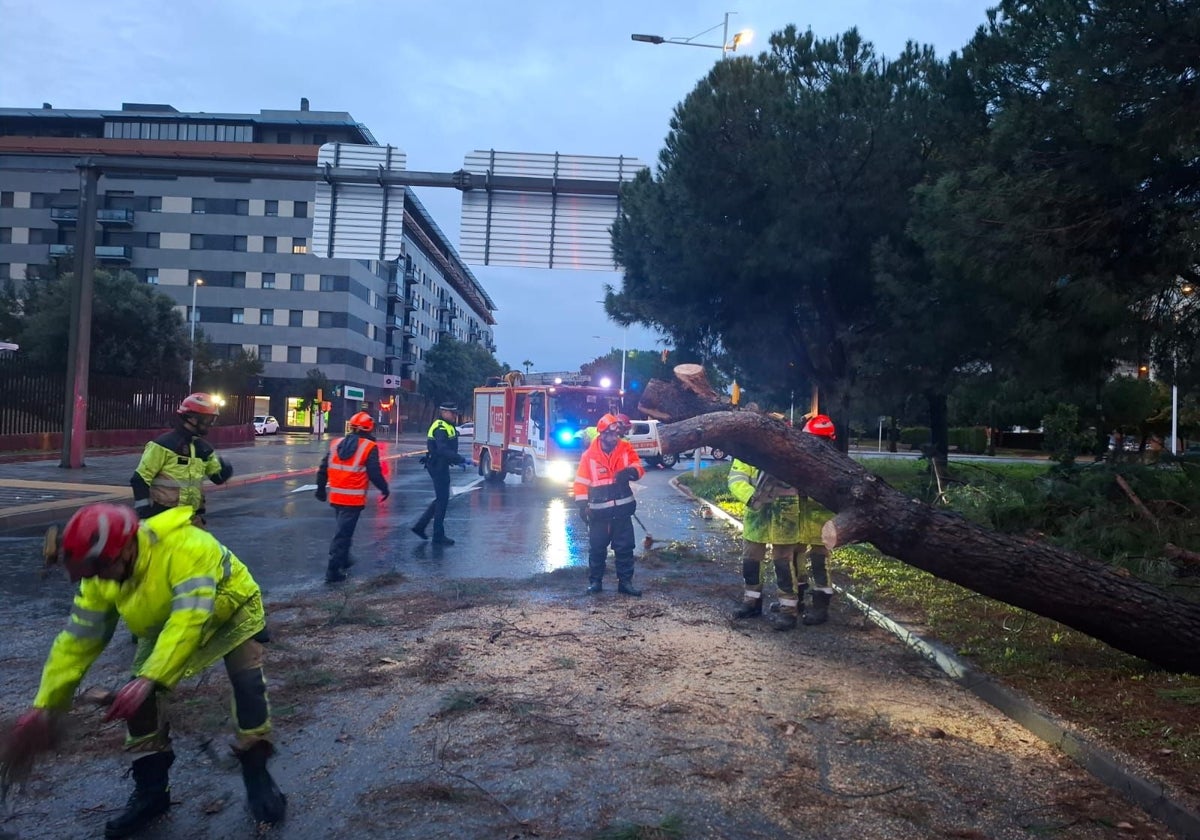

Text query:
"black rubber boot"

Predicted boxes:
[[732, 598, 763, 619], [237, 741, 287, 825], [771, 611, 798, 631], [803, 591, 832, 625], [586, 581, 603, 594], [617, 580, 642, 597], [104, 752, 174, 839]]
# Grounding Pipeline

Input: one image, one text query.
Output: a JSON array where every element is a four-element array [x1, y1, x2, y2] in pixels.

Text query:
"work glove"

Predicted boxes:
[[418, 455, 429, 467], [618, 467, 641, 483], [380, 490, 391, 503], [314, 487, 328, 503], [104, 677, 156, 722], [1, 708, 57, 789], [576, 501, 591, 524], [216, 457, 234, 482]]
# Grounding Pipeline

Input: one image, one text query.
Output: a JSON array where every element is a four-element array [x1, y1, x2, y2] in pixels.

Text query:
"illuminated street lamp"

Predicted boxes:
[[632, 12, 753, 58], [188, 277, 204, 390]]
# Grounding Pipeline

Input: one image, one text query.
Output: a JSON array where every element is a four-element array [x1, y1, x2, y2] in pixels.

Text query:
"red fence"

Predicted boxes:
[[0, 356, 254, 451]]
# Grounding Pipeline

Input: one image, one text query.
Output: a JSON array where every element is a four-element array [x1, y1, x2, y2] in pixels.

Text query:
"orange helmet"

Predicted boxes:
[[803, 414, 836, 439], [349, 411, 374, 432], [61, 503, 140, 582], [595, 413, 619, 434], [615, 413, 632, 434]]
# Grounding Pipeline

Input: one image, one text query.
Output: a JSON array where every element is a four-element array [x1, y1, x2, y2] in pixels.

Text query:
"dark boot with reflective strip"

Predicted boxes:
[[237, 741, 287, 825], [104, 751, 174, 839], [732, 592, 763, 619], [803, 590, 832, 625]]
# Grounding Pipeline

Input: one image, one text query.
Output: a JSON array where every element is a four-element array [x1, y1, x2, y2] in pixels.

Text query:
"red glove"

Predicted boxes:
[[2, 708, 56, 786], [104, 677, 155, 722], [10, 708, 52, 748]]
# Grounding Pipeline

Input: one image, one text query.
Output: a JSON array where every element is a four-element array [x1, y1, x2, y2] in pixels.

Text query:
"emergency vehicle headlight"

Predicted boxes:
[[547, 460, 574, 483]]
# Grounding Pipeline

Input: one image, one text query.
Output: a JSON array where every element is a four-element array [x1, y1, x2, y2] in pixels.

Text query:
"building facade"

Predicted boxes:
[[0, 101, 496, 430]]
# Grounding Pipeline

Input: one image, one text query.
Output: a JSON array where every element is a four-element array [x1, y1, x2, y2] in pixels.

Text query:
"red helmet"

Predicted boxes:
[[178, 393, 219, 416], [615, 413, 632, 433], [60, 503, 140, 582], [349, 411, 374, 432], [177, 392, 219, 436], [595, 413, 619, 434], [803, 414, 837, 439]]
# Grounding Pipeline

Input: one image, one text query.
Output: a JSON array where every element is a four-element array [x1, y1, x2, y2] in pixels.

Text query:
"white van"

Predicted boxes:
[[625, 419, 677, 468]]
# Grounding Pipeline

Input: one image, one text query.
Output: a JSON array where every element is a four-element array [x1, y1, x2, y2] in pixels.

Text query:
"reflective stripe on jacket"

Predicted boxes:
[[425, 419, 459, 464], [728, 459, 801, 545], [327, 436, 377, 507], [573, 438, 644, 519], [33, 506, 265, 710]]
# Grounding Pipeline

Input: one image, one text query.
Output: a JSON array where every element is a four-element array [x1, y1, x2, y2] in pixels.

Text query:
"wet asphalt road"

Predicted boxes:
[[0, 436, 725, 607]]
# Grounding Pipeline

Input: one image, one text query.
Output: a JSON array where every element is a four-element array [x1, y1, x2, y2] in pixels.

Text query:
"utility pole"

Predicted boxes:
[[60, 162, 99, 469]]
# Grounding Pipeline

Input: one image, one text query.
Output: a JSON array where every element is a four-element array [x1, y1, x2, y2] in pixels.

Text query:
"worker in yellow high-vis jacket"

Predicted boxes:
[[4, 503, 285, 838]]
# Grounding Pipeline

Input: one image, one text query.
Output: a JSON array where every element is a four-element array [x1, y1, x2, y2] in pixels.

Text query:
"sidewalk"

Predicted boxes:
[[0, 432, 429, 531]]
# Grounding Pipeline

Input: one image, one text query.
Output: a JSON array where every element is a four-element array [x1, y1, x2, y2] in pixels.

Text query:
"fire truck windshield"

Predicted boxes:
[[549, 390, 618, 448]]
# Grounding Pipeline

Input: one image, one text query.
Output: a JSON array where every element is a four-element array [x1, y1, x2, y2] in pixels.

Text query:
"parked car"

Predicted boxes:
[[456, 422, 475, 438], [254, 415, 280, 435]]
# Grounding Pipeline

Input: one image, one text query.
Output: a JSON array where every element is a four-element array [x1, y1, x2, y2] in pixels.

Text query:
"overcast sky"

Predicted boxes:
[[1, 0, 996, 372]]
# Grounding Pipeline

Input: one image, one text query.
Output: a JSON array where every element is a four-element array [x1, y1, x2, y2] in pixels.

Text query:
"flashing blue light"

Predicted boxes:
[[556, 428, 577, 447]]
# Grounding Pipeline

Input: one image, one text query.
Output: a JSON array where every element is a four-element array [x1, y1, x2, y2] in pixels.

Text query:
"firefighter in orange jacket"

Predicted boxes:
[[315, 412, 390, 583], [573, 413, 646, 596]]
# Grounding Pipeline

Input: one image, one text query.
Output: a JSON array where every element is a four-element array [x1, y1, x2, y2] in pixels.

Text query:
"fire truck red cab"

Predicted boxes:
[[472, 381, 621, 483]]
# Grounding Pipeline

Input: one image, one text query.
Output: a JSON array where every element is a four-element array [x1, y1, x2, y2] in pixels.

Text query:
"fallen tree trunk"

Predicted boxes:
[[643, 395, 1200, 673]]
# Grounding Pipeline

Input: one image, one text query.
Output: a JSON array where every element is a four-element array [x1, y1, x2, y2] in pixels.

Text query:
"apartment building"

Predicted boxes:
[[0, 101, 496, 430]]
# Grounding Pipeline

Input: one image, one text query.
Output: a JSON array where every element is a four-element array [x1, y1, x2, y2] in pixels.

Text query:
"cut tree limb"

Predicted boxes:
[[640, 374, 1200, 673]]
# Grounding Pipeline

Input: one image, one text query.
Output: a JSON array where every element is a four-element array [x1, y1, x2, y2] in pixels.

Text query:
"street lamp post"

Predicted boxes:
[[187, 278, 203, 391], [631, 12, 753, 58]]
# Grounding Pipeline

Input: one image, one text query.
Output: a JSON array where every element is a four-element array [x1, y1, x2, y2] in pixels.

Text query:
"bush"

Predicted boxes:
[[899, 426, 930, 447]]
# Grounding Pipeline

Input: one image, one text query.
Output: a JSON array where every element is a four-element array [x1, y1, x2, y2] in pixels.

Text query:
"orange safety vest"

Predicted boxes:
[[327, 436, 377, 507]]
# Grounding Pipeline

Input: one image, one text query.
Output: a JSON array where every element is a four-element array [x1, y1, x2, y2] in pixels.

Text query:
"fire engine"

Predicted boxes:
[[472, 380, 622, 483]]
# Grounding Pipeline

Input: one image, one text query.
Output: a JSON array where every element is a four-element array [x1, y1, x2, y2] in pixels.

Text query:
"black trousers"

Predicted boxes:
[[587, 514, 636, 584], [327, 505, 363, 574], [415, 463, 451, 539]]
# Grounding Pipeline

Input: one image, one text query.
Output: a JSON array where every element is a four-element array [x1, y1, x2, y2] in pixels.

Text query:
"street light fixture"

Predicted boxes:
[[592, 330, 629, 404], [188, 278, 204, 390], [632, 12, 753, 58]]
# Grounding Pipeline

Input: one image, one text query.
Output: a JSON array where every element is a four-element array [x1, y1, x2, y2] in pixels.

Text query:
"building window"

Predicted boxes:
[[293, 201, 308, 218], [258, 344, 272, 362], [191, 198, 206, 214], [289, 310, 303, 327], [0, 228, 11, 244], [263, 236, 276, 254], [0, 264, 9, 279], [148, 197, 162, 213], [264, 200, 278, 217], [262, 272, 276, 289], [290, 273, 304, 291], [313, 133, 328, 146], [190, 234, 204, 250], [235, 199, 249, 216], [231, 309, 244, 324], [292, 237, 307, 254], [260, 310, 274, 325], [233, 272, 246, 288], [234, 235, 247, 252], [146, 272, 159, 285], [0, 192, 13, 208], [277, 132, 291, 144], [287, 346, 301, 364], [146, 232, 160, 248], [320, 274, 336, 291]]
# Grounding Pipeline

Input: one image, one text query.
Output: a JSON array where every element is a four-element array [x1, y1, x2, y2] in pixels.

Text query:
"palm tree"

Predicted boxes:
[[522, 359, 533, 375]]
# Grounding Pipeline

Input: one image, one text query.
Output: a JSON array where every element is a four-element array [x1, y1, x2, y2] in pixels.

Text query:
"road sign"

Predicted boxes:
[[382, 375, 401, 389], [345, 386, 365, 401]]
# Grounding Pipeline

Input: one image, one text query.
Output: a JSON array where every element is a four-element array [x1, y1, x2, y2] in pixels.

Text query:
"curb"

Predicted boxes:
[[667, 475, 1200, 839]]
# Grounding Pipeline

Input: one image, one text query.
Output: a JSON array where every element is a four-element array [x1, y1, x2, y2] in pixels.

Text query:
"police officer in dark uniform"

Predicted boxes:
[[412, 402, 464, 545]]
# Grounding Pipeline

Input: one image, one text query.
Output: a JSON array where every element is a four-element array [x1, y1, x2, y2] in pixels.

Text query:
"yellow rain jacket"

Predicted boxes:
[[727, 459, 801, 545], [34, 507, 266, 711]]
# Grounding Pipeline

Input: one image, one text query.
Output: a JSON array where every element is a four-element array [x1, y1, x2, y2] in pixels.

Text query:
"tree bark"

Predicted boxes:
[[641, 378, 1200, 673]]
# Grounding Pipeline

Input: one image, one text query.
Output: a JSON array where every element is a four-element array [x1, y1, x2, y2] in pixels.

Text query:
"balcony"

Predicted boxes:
[[386, 282, 402, 300], [403, 295, 418, 312], [385, 343, 402, 359], [403, 265, 417, 284], [48, 244, 133, 263], [386, 314, 405, 329], [50, 208, 135, 226]]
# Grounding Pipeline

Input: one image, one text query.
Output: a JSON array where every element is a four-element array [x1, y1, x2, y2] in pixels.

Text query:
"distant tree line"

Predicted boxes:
[[608, 0, 1200, 458]]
